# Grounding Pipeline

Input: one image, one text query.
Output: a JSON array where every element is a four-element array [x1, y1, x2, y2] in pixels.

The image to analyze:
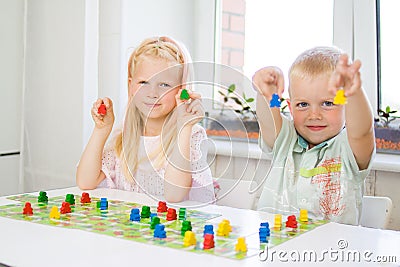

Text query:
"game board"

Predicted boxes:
[[0, 193, 327, 260]]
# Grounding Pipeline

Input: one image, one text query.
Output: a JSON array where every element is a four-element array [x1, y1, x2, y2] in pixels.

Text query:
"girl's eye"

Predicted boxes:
[[296, 102, 308, 108], [138, 81, 148, 85], [322, 101, 334, 107], [160, 83, 171, 88]]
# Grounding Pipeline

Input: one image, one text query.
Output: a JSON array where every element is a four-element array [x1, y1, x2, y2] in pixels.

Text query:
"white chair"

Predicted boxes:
[[360, 196, 393, 229], [215, 178, 257, 209]]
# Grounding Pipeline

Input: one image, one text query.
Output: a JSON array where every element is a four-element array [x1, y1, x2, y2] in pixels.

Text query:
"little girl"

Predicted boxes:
[[76, 36, 215, 203]]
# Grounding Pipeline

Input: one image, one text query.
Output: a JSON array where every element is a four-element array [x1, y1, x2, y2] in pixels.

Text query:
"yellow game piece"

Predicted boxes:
[[222, 219, 232, 232], [333, 89, 347, 105], [299, 209, 308, 222], [183, 231, 196, 247], [216, 220, 230, 237], [49, 206, 60, 219], [235, 237, 247, 252], [274, 214, 282, 229]]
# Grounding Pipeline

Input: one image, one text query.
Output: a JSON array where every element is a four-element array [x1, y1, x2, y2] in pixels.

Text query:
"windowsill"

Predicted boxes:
[[209, 139, 400, 173]]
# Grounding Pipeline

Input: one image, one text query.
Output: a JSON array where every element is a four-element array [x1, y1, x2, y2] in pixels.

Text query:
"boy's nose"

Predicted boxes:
[[309, 107, 322, 120]]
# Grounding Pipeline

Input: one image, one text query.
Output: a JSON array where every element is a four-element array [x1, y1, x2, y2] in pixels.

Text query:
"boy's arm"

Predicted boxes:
[[256, 93, 283, 148], [329, 55, 375, 170], [253, 67, 285, 148], [345, 89, 375, 170], [76, 98, 114, 189]]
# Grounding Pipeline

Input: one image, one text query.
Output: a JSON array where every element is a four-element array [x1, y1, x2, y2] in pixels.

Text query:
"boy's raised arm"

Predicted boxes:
[[253, 67, 285, 149], [329, 55, 375, 170]]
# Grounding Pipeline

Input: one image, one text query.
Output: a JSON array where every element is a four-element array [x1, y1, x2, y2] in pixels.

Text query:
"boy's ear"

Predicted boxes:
[[287, 99, 293, 115]]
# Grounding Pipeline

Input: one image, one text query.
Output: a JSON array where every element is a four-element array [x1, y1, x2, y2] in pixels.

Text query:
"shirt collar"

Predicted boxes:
[[295, 135, 329, 152]]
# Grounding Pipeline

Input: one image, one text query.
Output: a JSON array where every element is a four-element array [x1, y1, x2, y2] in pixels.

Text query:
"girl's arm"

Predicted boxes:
[[253, 67, 285, 149], [164, 126, 193, 202], [329, 55, 375, 170], [164, 91, 203, 202], [76, 98, 115, 189]]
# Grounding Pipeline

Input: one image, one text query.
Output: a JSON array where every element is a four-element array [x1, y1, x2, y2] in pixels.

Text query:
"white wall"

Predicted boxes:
[[23, 0, 86, 191], [0, 0, 24, 195]]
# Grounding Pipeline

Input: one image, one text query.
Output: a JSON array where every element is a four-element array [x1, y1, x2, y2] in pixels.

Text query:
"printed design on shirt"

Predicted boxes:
[[310, 157, 345, 218]]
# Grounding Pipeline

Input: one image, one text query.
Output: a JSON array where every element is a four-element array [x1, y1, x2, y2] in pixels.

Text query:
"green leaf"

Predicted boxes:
[[218, 90, 227, 97], [228, 84, 236, 93], [246, 98, 254, 103], [231, 97, 243, 106], [385, 106, 391, 113]]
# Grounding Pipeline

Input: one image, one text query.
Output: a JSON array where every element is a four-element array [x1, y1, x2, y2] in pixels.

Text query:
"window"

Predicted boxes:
[[215, 0, 334, 105], [378, 0, 400, 112]]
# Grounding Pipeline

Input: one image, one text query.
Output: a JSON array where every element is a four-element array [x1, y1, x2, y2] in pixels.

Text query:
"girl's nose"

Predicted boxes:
[[147, 86, 159, 98]]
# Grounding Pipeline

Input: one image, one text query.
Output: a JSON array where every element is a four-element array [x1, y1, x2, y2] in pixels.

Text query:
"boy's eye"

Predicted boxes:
[[322, 101, 334, 107], [296, 102, 309, 108]]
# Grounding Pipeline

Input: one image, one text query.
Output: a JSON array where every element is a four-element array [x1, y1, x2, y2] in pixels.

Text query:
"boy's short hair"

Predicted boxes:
[[289, 46, 343, 80]]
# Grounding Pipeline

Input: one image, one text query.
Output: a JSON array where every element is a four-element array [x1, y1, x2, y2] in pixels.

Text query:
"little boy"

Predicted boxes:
[[253, 46, 375, 225]]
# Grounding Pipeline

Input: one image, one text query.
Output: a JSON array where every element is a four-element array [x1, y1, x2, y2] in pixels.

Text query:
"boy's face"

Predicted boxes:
[[288, 74, 345, 148]]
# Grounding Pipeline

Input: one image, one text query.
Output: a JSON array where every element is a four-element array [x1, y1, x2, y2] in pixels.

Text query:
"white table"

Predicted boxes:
[[0, 187, 399, 267]]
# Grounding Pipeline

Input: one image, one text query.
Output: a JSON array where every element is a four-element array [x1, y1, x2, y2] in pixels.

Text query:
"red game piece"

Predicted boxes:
[[60, 202, 72, 214], [166, 208, 177, 221], [80, 192, 91, 204], [98, 103, 107, 115], [157, 201, 168, 212], [285, 215, 298, 228], [23, 202, 33, 215], [203, 233, 215, 249]]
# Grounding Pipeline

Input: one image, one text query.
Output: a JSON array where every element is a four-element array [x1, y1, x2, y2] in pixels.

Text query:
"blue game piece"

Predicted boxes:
[[99, 198, 108, 210], [259, 225, 270, 243], [203, 224, 214, 236], [130, 208, 140, 222], [270, 93, 281, 108], [154, 224, 167, 238]]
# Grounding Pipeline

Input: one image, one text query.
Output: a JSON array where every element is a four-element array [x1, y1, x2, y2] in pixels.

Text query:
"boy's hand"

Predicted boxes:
[[252, 67, 285, 99], [328, 54, 362, 97], [91, 97, 114, 131], [175, 89, 204, 130]]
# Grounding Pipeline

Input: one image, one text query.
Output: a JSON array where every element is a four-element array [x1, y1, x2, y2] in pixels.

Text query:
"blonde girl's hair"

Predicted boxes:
[[114, 36, 193, 185], [289, 46, 343, 80]]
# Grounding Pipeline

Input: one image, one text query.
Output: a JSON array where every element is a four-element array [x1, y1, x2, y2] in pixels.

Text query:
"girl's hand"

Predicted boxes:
[[252, 66, 285, 99], [175, 89, 204, 130], [91, 97, 115, 131], [328, 54, 362, 97]]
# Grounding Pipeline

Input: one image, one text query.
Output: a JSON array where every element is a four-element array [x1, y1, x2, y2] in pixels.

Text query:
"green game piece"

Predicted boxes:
[[181, 220, 192, 236], [179, 208, 186, 220], [65, 194, 75, 205], [141, 206, 151, 218], [180, 89, 190, 100], [96, 201, 101, 208], [38, 191, 48, 203], [150, 216, 161, 229]]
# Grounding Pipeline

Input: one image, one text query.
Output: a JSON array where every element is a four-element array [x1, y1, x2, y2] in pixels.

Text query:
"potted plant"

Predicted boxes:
[[205, 84, 289, 141], [205, 84, 259, 140], [374, 105, 400, 154]]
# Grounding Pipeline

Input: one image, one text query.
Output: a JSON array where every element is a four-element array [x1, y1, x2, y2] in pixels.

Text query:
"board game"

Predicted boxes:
[[0, 192, 327, 260]]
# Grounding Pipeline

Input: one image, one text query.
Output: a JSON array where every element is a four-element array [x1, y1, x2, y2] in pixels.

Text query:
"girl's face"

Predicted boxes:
[[288, 74, 345, 148], [129, 56, 183, 121]]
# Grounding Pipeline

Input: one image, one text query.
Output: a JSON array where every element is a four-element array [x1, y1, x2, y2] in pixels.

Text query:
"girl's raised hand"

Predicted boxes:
[[175, 89, 204, 130], [91, 97, 115, 131], [328, 54, 362, 97], [252, 66, 285, 99]]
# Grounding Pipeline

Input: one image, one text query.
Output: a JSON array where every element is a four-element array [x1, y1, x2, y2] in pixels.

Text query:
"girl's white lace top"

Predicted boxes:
[[99, 124, 215, 203]]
